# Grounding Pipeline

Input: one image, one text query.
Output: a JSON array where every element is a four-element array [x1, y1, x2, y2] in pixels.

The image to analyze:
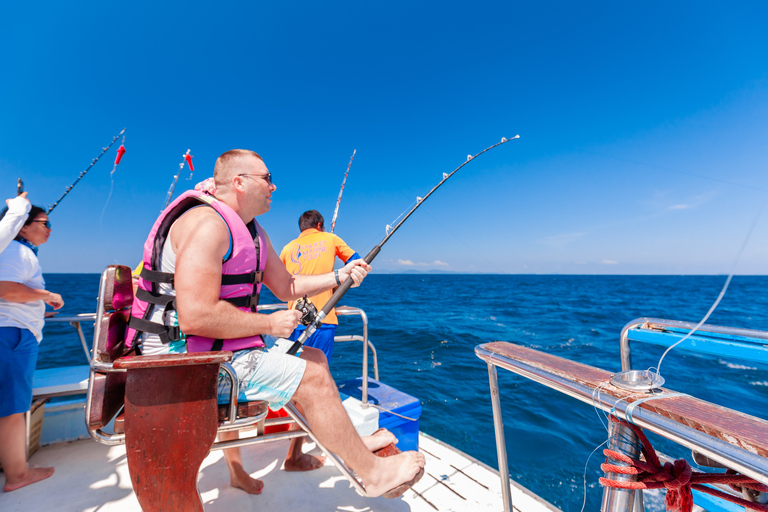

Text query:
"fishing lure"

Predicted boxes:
[[163, 149, 194, 210]]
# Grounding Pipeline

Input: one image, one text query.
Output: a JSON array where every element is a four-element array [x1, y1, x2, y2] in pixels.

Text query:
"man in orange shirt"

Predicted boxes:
[[280, 210, 360, 362]]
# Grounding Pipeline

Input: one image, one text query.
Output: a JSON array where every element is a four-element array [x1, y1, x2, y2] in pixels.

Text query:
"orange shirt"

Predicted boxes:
[[279, 228, 358, 324]]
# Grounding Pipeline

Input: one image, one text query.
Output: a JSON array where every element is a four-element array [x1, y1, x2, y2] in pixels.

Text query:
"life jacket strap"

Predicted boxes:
[[128, 316, 183, 344], [225, 293, 260, 311], [221, 270, 263, 285], [139, 266, 175, 285], [135, 287, 176, 307]]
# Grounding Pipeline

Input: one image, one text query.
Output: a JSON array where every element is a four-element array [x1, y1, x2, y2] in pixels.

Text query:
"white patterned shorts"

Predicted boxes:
[[217, 343, 306, 411]]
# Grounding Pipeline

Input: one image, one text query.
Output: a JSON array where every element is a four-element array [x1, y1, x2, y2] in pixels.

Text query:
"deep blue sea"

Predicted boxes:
[[40, 274, 768, 511]]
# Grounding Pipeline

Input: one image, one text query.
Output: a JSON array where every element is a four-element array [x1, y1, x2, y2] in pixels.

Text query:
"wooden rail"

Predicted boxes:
[[476, 342, 768, 484]]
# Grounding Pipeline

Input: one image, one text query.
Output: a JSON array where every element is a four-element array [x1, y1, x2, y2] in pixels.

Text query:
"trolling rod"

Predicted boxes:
[[47, 128, 126, 214], [287, 135, 520, 355], [330, 149, 356, 233], [163, 149, 194, 210]]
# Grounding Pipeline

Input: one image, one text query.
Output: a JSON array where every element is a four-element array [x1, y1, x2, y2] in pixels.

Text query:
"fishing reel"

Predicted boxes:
[[294, 295, 317, 326]]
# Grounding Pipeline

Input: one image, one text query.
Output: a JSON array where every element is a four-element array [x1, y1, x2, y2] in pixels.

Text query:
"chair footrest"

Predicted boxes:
[[218, 400, 268, 422]]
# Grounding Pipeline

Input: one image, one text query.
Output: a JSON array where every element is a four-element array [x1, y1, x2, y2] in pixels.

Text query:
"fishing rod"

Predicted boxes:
[[162, 149, 194, 210], [47, 128, 126, 214], [287, 135, 520, 355], [330, 149, 356, 233]]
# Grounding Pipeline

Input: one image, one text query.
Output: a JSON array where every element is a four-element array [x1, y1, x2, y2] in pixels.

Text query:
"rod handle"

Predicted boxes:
[[286, 245, 381, 355]]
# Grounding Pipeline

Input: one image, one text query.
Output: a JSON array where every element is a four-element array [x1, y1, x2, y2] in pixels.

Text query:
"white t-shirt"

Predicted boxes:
[[0, 240, 46, 341], [0, 196, 31, 254]]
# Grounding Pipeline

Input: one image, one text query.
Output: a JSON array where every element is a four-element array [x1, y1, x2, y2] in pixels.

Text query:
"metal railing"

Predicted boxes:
[[475, 340, 768, 512], [45, 313, 96, 362]]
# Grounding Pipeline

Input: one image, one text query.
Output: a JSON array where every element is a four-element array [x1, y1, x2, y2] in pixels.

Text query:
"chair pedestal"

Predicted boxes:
[[123, 362, 220, 512]]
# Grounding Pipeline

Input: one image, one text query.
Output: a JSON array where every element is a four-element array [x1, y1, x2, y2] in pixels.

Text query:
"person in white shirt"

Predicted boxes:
[[0, 193, 31, 254], [0, 205, 64, 492]]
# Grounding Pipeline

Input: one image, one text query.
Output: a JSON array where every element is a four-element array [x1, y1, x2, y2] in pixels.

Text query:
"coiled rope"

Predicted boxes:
[[600, 416, 768, 512]]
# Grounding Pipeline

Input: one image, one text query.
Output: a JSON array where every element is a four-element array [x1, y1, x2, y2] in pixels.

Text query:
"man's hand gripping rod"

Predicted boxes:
[[286, 135, 519, 355]]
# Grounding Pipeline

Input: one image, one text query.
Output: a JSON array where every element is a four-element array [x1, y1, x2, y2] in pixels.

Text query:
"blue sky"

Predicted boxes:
[[1, 1, 767, 274]]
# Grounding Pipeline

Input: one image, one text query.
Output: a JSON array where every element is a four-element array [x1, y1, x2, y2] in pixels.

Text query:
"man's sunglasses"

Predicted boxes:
[[238, 173, 273, 186], [31, 220, 52, 229]]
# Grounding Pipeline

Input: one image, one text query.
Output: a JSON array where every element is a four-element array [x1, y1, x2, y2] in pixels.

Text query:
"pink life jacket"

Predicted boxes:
[[126, 189, 267, 353]]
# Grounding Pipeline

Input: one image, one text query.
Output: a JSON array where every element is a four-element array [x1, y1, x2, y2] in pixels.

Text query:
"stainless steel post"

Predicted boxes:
[[487, 363, 513, 512], [601, 419, 641, 512]]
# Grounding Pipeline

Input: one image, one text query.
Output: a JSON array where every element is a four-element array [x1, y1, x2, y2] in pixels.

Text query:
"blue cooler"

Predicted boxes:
[[337, 377, 422, 452]]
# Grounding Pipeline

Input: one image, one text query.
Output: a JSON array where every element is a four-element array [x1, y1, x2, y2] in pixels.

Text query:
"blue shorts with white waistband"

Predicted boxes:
[[0, 327, 39, 417]]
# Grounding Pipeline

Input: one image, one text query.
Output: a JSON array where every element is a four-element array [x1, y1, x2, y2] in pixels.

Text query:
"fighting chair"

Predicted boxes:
[[85, 265, 381, 511]]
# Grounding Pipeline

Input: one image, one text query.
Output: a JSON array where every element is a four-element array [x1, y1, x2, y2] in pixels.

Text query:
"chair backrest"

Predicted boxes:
[[87, 265, 134, 435]]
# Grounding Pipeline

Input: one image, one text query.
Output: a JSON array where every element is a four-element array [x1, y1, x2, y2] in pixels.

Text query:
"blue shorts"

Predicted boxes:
[[217, 344, 306, 412], [290, 324, 337, 362], [0, 327, 38, 417]]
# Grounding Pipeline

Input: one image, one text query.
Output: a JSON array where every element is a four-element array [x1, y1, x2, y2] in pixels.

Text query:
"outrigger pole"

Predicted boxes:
[[47, 128, 126, 214], [162, 149, 194, 210], [287, 135, 520, 355], [330, 149, 356, 233]]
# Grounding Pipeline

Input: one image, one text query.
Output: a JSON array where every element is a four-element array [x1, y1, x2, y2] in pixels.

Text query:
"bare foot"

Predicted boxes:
[[284, 452, 326, 472], [363, 451, 425, 498], [362, 428, 398, 452], [229, 465, 264, 495], [3, 466, 55, 492]]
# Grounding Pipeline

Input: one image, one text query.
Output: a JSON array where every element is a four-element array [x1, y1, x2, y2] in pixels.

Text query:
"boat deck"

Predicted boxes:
[[0, 431, 559, 512]]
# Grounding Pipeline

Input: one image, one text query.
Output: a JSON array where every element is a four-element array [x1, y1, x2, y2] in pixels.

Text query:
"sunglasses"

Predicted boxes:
[[31, 220, 52, 229], [238, 173, 273, 186]]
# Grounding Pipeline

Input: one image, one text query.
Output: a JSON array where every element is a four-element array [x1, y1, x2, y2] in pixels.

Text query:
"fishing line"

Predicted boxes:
[[654, 191, 768, 379], [579, 439, 608, 512], [391, 184, 506, 274], [99, 136, 126, 227], [99, 137, 127, 263], [583, 150, 768, 194], [287, 135, 520, 355]]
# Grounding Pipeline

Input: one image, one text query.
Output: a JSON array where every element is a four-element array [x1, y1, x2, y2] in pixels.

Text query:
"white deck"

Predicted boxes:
[[0, 432, 559, 512]]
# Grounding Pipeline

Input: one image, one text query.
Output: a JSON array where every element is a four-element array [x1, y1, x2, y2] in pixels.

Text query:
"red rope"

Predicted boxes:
[[599, 416, 768, 512]]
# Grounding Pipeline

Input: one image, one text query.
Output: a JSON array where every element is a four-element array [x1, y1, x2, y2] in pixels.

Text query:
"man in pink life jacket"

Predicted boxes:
[[140, 149, 424, 497]]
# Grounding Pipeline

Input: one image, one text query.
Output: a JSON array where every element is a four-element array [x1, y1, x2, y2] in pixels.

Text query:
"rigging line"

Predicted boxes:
[[47, 128, 126, 214], [330, 149, 355, 233], [288, 135, 520, 355], [654, 191, 768, 378]]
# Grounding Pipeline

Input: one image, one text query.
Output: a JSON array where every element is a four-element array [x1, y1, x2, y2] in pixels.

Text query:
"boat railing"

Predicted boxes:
[[45, 313, 96, 362], [620, 317, 768, 371], [475, 339, 768, 512]]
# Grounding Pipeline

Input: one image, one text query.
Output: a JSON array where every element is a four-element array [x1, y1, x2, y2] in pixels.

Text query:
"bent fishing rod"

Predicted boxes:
[[287, 134, 520, 355], [47, 128, 126, 214], [330, 149, 356, 233]]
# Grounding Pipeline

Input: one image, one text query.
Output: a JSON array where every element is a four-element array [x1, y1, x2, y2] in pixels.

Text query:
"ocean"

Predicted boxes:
[[39, 273, 768, 511]]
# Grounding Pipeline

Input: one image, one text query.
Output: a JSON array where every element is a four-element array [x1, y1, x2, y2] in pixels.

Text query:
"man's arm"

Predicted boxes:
[[172, 208, 301, 339], [262, 230, 370, 301], [333, 234, 360, 263]]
